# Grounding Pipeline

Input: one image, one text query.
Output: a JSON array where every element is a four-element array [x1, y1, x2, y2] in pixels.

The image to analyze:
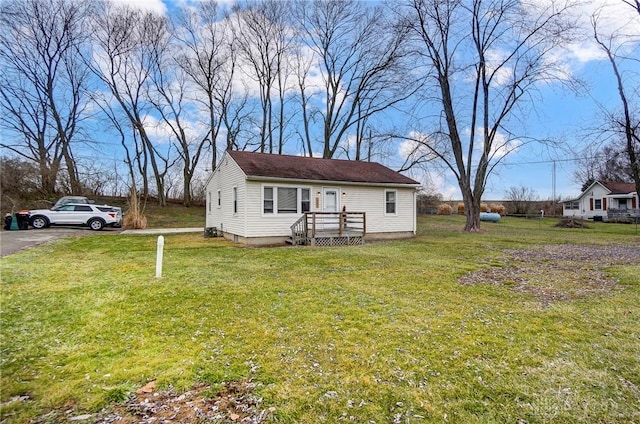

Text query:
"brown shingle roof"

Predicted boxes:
[[227, 150, 420, 186], [601, 181, 636, 194]]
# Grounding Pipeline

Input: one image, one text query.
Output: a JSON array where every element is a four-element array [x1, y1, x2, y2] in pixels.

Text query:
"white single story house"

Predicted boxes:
[[562, 181, 638, 221], [205, 150, 421, 245]]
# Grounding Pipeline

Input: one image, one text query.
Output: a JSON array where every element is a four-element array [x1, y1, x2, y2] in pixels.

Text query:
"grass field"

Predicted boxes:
[[1, 215, 639, 423]]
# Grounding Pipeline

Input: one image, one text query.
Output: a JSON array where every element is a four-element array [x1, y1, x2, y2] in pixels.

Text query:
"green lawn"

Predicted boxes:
[[1, 216, 639, 423]]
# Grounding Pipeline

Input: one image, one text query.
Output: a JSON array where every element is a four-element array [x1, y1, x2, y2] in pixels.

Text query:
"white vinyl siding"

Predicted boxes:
[[205, 156, 246, 235], [342, 186, 414, 234]]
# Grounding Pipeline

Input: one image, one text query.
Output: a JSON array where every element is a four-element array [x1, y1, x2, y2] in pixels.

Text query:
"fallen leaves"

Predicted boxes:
[[89, 380, 274, 423], [458, 244, 639, 305]]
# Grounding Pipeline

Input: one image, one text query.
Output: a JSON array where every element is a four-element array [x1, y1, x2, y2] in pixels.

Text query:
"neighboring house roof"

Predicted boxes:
[[600, 181, 636, 195], [226, 150, 420, 186]]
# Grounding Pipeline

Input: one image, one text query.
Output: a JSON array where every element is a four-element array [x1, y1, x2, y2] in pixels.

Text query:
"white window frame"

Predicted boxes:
[[384, 189, 397, 216], [262, 184, 312, 216]]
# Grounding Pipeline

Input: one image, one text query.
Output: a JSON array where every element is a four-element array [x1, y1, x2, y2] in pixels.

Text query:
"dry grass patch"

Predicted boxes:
[[459, 244, 639, 305]]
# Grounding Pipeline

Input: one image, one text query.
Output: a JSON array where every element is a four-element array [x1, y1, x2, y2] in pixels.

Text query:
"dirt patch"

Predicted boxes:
[[33, 380, 274, 424], [459, 244, 640, 305], [554, 218, 590, 228], [99, 380, 274, 424]]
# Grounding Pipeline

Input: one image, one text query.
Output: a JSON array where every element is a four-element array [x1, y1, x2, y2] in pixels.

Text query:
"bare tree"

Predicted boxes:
[[294, 0, 416, 159], [505, 185, 538, 215], [174, 0, 232, 169], [146, 38, 208, 207], [402, 0, 576, 231], [0, 0, 93, 197], [574, 141, 635, 190], [591, 4, 640, 201], [90, 90, 145, 197], [89, 3, 173, 206], [231, 0, 294, 154]]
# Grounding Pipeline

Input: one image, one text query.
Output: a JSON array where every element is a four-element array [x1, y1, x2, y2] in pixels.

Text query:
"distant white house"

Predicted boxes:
[[205, 150, 421, 245], [562, 181, 638, 221]]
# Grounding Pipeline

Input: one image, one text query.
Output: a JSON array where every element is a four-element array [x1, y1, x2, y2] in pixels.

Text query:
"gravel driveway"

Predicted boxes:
[[0, 227, 120, 258]]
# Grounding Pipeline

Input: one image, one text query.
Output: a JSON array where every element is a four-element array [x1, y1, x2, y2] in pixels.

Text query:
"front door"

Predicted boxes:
[[323, 188, 339, 230], [323, 188, 339, 212]]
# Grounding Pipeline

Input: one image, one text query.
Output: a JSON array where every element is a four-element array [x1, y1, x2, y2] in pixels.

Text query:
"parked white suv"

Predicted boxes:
[[52, 196, 94, 208], [28, 203, 123, 231]]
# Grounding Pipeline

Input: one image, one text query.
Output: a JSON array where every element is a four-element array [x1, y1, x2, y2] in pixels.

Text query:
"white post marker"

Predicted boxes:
[[156, 235, 164, 278]]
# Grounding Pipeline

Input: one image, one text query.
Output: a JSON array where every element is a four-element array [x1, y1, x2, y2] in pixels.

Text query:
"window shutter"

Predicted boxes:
[[633, 197, 637, 209], [589, 198, 593, 210], [603, 198, 607, 210]]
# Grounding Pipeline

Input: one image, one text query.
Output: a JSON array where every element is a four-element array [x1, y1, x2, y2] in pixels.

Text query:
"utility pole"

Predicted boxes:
[[552, 160, 557, 216]]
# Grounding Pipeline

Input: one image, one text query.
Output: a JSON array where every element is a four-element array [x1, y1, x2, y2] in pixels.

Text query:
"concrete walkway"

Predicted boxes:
[[120, 227, 203, 235]]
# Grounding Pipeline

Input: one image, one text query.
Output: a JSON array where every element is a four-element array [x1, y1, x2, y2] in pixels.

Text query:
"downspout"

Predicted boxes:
[[413, 188, 417, 235]]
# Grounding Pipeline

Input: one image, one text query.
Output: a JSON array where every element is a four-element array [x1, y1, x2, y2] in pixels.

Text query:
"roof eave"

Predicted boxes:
[[245, 175, 421, 188]]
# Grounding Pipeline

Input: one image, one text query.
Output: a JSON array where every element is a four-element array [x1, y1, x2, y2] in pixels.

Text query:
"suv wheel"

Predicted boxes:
[[88, 218, 105, 231], [30, 216, 49, 229]]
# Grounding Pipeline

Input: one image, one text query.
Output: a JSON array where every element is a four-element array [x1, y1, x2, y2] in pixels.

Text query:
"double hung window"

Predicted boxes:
[[385, 190, 397, 215], [263, 186, 310, 214]]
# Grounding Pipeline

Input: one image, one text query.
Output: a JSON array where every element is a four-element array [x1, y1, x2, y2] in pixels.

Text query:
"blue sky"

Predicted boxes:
[[107, 0, 639, 201]]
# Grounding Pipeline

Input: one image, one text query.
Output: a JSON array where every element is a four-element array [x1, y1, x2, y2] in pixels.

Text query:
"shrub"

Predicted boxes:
[[480, 203, 489, 212], [490, 203, 505, 214], [437, 204, 453, 215], [457, 203, 465, 214], [123, 187, 147, 230]]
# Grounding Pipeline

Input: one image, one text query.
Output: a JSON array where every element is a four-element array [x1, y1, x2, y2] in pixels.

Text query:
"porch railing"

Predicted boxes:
[[607, 208, 640, 218], [290, 212, 366, 245]]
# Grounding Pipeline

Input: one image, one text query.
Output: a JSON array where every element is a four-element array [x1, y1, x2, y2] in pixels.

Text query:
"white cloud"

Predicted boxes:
[[141, 113, 210, 146], [107, 0, 167, 15], [565, 0, 640, 64], [488, 131, 523, 159], [398, 131, 439, 161]]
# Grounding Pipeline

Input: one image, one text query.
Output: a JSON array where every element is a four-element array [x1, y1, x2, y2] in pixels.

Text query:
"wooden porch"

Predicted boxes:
[[287, 212, 366, 246], [607, 208, 640, 222]]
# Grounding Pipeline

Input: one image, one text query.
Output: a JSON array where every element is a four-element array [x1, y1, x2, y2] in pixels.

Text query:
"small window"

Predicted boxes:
[[264, 187, 274, 213], [233, 187, 238, 214], [208, 192, 212, 212], [217, 190, 221, 208], [301, 189, 310, 212], [385, 190, 396, 214], [594, 199, 602, 210]]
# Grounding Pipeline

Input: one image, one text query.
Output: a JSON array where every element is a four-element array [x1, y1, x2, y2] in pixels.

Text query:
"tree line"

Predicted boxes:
[[1, 0, 638, 231]]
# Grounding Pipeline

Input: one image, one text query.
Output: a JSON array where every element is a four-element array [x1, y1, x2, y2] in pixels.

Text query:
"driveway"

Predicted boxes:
[[0, 227, 121, 258]]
